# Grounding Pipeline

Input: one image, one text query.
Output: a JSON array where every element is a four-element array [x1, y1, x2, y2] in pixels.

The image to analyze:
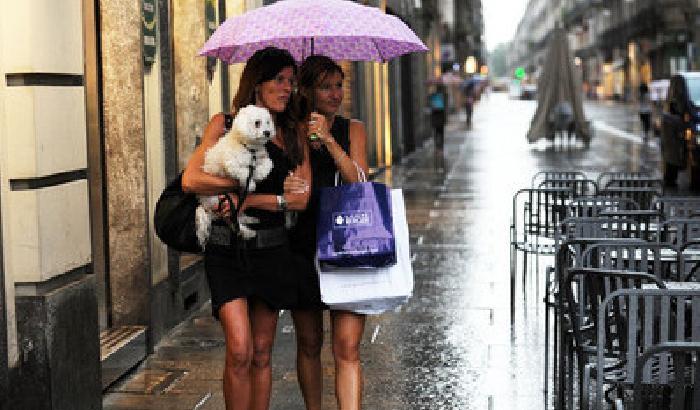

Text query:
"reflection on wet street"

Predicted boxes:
[[104, 93, 681, 409]]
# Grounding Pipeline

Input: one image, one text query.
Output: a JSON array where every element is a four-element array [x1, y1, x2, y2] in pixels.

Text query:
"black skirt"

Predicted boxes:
[[291, 251, 327, 310], [204, 241, 298, 318]]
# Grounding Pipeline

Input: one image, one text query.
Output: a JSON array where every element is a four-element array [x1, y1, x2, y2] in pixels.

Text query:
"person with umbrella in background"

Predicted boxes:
[[428, 83, 448, 155], [284, 55, 370, 410], [182, 47, 311, 410]]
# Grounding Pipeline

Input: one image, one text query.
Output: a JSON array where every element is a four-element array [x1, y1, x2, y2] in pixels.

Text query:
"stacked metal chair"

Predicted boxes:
[[511, 170, 700, 409], [511, 171, 597, 319]]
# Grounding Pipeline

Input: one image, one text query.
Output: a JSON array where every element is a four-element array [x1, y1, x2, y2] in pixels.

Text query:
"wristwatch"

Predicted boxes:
[[276, 195, 288, 212]]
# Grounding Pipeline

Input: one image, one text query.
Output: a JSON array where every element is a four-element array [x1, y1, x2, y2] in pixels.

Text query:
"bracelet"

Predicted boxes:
[[276, 195, 288, 212]]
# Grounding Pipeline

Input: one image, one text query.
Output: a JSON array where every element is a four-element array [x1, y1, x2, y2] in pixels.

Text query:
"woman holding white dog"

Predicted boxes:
[[182, 47, 311, 410], [285, 56, 369, 410]]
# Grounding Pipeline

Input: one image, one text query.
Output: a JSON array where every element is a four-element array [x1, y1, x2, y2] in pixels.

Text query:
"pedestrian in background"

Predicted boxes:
[[284, 55, 370, 410], [639, 82, 652, 144], [428, 83, 448, 154], [462, 76, 476, 129], [182, 47, 311, 410]]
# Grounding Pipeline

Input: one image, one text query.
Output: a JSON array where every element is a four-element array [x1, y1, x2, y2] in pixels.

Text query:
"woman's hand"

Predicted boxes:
[[212, 194, 245, 220], [284, 171, 309, 194], [308, 112, 332, 149]]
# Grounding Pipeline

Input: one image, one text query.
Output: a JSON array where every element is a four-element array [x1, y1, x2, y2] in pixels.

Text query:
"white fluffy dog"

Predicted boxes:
[[195, 105, 275, 247]]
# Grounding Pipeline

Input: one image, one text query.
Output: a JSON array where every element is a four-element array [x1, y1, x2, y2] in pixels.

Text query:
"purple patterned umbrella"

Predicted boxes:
[[198, 0, 427, 63]]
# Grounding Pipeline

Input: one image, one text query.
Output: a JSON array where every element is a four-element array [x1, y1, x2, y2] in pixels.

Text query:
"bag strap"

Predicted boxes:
[[218, 149, 255, 236], [334, 160, 367, 186], [237, 150, 256, 205], [224, 113, 234, 131]]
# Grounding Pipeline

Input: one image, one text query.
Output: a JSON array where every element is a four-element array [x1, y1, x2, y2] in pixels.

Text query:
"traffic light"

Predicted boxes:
[[515, 67, 525, 80]]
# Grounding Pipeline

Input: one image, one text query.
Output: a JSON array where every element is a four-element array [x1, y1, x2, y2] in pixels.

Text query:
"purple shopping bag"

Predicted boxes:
[[316, 182, 396, 269]]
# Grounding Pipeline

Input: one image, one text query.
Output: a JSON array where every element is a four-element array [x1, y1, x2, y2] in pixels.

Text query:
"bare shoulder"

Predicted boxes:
[[202, 113, 228, 144], [349, 119, 366, 136], [209, 112, 227, 129], [349, 118, 365, 128]]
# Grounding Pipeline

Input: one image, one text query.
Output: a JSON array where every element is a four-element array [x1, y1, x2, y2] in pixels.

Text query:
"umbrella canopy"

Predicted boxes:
[[526, 27, 590, 143], [198, 0, 427, 63]]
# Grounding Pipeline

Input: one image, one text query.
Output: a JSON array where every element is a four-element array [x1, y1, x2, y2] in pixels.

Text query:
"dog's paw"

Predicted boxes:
[[246, 180, 256, 192], [238, 224, 257, 240], [254, 157, 273, 181], [195, 206, 212, 248], [199, 195, 219, 212]]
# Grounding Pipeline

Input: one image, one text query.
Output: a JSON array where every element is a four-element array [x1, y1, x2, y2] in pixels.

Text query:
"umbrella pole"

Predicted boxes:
[[310, 37, 314, 57]]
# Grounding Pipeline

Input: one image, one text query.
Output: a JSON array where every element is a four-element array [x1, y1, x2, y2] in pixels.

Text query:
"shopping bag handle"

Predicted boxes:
[[334, 160, 367, 186]]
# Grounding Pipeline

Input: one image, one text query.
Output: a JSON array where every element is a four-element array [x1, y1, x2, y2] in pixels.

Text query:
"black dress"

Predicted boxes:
[[289, 116, 351, 309], [204, 140, 297, 318]]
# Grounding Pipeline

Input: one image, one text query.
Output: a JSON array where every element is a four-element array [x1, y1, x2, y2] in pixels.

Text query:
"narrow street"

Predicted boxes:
[[103, 92, 687, 410]]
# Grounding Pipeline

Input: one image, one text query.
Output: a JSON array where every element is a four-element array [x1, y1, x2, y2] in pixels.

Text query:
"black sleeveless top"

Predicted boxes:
[[289, 116, 351, 256]]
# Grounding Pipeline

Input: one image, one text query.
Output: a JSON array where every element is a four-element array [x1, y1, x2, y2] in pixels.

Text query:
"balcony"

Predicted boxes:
[[562, 0, 606, 28]]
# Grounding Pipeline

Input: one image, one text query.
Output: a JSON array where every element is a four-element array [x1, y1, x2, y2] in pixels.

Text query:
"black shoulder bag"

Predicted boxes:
[[154, 113, 250, 253]]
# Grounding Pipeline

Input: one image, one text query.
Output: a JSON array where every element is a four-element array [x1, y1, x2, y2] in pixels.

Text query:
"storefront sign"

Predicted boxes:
[[143, 0, 157, 70]]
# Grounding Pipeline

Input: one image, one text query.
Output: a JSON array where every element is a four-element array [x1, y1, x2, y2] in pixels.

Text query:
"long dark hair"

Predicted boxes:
[[231, 47, 303, 166], [296, 55, 345, 121]]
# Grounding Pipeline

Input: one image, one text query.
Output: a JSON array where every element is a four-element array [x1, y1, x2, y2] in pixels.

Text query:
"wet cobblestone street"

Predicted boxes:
[[104, 93, 681, 409]]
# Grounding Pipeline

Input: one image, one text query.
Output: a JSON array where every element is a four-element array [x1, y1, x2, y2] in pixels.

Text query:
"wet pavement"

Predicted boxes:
[[103, 92, 692, 409]]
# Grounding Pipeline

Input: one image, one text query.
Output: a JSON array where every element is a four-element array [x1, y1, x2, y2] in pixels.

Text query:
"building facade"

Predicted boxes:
[[0, 0, 435, 408], [436, 0, 485, 74], [509, 0, 700, 101]]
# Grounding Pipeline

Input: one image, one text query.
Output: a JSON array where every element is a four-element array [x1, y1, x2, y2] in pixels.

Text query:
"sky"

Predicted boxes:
[[482, 0, 530, 52]]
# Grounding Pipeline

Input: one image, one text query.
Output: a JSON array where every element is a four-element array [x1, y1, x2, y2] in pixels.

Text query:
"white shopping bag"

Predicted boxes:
[[318, 189, 413, 312], [325, 296, 410, 315]]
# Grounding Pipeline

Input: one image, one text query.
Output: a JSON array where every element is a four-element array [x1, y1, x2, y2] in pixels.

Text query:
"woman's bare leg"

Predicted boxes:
[[219, 299, 253, 410], [291, 309, 324, 410], [249, 299, 280, 410], [331, 310, 366, 410]]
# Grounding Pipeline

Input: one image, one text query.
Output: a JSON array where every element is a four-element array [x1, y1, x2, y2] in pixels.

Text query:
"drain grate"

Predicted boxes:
[[100, 325, 147, 360], [100, 326, 147, 389], [108, 368, 188, 395]]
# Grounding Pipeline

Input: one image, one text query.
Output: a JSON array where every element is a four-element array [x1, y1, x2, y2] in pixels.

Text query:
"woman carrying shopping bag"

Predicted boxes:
[[285, 55, 369, 410], [182, 47, 311, 410]]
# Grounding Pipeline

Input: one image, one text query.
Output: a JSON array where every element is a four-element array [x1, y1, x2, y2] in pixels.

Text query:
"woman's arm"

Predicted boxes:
[[328, 119, 368, 183], [313, 115, 368, 183], [241, 137, 312, 212], [347, 119, 369, 178], [181, 113, 240, 195]]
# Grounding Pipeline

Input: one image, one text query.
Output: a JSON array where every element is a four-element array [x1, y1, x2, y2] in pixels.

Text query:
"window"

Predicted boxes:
[[686, 77, 700, 107]]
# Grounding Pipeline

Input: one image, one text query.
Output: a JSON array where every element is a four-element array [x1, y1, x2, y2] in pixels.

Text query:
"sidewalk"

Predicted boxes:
[[103, 131, 443, 410], [104, 92, 659, 410]]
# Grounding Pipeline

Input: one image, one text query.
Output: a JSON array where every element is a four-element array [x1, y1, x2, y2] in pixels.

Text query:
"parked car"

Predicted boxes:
[[661, 72, 700, 188], [509, 80, 537, 100], [491, 77, 510, 92], [520, 83, 537, 100], [508, 80, 522, 99]]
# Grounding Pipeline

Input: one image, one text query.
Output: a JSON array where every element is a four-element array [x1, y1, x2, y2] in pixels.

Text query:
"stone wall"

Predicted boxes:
[[174, 0, 210, 170], [100, 0, 149, 326]]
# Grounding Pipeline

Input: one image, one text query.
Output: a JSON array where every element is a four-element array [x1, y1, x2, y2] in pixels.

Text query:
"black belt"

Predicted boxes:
[[209, 225, 287, 249]]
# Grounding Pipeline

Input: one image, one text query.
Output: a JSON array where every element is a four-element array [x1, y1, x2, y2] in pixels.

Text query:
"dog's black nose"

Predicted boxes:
[[263, 130, 271, 138]]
